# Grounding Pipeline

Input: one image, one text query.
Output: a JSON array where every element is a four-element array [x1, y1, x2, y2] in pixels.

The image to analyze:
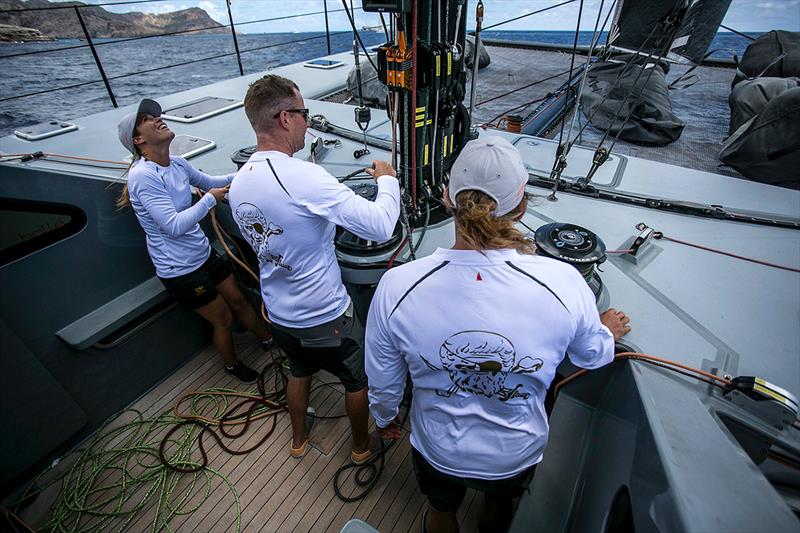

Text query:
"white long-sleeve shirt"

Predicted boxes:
[[127, 156, 233, 278], [365, 247, 614, 480], [229, 150, 400, 328]]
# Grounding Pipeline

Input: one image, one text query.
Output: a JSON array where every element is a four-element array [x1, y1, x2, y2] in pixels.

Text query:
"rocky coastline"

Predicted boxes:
[[0, 0, 227, 42]]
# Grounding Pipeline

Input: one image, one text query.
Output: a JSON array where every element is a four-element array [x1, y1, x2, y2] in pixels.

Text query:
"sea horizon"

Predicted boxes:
[[0, 29, 758, 137]]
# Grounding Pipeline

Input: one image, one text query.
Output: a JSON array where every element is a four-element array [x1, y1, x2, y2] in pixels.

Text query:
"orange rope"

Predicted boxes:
[[209, 204, 272, 324], [554, 351, 732, 397]]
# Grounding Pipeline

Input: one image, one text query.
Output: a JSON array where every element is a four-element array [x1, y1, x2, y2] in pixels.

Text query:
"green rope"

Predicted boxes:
[[14, 361, 287, 532]]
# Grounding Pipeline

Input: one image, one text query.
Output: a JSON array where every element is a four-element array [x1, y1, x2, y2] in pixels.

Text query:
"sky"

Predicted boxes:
[[61, 0, 800, 33]]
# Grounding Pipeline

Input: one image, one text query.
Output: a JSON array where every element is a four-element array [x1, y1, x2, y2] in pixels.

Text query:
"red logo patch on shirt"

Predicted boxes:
[[476, 273, 483, 281]]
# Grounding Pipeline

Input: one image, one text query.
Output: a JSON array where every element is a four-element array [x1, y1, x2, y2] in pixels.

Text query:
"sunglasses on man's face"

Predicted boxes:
[[274, 108, 310, 124]]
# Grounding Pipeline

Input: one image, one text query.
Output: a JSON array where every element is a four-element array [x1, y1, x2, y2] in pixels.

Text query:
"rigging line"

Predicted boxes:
[[475, 68, 572, 107], [555, 351, 732, 397], [112, 31, 349, 79], [720, 24, 756, 42], [340, 0, 379, 73], [570, 20, 664, 142], [653, 233, 800, 273], [0, 32, 351, 101], [379, 12, 390, 41], [235, 7, 351, 27], [0, 9, 354, 59], [595, 25, 679, 150], [482, 96, 547, 128], [481, 0, 578, 31], [0, 78, 105, 102], [564, 0, 616, 148], [606, 48, 679, 153], [555, 0, 584, 150]]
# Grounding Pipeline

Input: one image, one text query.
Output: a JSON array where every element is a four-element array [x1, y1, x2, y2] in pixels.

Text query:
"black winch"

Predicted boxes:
[[231, 145, 257, 169], [534, 222, 607, 300], [335, 183, 404, 254]]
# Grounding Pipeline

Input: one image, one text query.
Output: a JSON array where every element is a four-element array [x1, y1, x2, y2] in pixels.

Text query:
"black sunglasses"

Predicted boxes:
[[273, 108, 310, 123]]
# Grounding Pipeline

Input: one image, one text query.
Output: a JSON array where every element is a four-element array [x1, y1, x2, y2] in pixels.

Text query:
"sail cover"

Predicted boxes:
[[610, 0, 733, 64], [581, 55, 685, 145]]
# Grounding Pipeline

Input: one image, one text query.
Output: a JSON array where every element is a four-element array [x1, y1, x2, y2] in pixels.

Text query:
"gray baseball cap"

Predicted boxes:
[[117, 98, 162, 155], [448, 136, 528, 216]]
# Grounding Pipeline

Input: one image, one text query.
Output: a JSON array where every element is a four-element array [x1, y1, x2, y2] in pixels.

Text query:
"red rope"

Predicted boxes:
[[387, 236, 411, 269], [655, 233, 800, 273]]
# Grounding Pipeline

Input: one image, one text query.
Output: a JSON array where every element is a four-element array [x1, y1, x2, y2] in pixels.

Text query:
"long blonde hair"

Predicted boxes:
[[115, 118, 143, 209], [445, 189, 535, 254]]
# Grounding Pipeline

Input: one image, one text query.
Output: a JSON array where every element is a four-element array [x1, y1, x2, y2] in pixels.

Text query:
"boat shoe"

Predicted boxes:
[[351, 434, 384, 465], [290, 407, 316, 459]]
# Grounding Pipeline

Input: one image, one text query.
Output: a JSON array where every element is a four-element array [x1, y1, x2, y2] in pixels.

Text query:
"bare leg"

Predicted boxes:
[[287, 375, 312, 448], [216, 274, 271, 342], [477, 492, 513, 533], [426, 508, 459, 533], [345, 387, 370, 453], [194, 296, 236, 366]]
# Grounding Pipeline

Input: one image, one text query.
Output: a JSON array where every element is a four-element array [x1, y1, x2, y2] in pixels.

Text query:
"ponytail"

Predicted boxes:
[[446, 189, 534, 254], [115, 153, 140, 209]]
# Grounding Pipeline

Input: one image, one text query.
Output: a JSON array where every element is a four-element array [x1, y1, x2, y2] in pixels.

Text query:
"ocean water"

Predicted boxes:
[[0, 30, 757, 138]]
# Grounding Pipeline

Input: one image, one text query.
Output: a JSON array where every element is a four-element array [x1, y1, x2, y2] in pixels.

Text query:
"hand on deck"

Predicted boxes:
[[600, 308, 631, 341]]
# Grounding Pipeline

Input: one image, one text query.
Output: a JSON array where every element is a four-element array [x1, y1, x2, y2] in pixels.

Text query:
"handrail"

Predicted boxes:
[[0, 1, 363, 106], [0, 30, 351, 103], [0, 8, 352, 60]]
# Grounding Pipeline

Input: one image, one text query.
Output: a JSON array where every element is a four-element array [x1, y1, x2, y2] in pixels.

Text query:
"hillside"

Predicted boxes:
[[0, 0, 228, 40]]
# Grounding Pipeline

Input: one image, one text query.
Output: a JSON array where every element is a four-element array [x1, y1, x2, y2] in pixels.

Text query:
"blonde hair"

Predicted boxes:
[[445, 189, 534, 254], [115, 116, 144, 209]]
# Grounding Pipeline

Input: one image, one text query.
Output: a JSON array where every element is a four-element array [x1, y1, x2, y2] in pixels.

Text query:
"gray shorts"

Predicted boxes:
[[271, 303, 367, 392]]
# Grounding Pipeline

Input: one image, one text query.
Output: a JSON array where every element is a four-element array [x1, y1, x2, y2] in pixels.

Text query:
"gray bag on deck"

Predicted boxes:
[[720, 85, 800, 189], [728, 77, 800, 134], [732, 30, 800, 88], [580, 56, 685, 146]]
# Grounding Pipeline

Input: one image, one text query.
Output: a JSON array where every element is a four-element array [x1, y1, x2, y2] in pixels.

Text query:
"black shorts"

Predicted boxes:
[[271, 304, 368, 393], [159, 250, 232, 310], [411, 447, 537, 513]]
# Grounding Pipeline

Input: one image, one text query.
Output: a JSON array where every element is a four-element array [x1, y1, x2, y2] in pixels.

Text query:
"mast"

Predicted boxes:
[[365, 0, 472, 226]]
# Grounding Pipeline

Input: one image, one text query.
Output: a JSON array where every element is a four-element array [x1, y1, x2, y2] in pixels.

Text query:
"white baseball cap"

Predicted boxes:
[[117, 98, 162, 155], [448, 136, 528, 216]]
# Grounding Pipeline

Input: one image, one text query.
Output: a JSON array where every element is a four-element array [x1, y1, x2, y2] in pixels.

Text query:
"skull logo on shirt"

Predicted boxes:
[[420, 330, 543, 401], [233, 203, 292, 271]]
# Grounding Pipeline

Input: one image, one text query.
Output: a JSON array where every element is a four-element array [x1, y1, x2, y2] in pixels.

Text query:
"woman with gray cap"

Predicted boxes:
[[365, 136, 631, 533], [116, 98, 272, 383]]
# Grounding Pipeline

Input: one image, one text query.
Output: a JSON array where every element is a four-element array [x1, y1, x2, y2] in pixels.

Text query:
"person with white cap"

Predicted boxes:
[[365, 136, 631, 533], [116, 98, 273, 383]]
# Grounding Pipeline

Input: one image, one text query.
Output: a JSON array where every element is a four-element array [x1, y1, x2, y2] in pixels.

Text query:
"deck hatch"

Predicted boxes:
[[170, 134, 216, 159], [14, 120, 78, 141], [162, 96, 242, 123]]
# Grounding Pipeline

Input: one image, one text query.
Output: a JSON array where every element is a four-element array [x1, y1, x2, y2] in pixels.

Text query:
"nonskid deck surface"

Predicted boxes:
[[332, 44, 740, 178], [18, 340, 480, 532]]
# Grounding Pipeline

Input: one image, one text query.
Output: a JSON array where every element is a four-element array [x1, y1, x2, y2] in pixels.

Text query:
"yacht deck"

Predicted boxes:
[[18, 340, 482, 532]]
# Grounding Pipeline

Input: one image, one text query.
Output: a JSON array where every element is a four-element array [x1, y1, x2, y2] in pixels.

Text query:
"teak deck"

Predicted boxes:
[[21, 340, 482, 532]]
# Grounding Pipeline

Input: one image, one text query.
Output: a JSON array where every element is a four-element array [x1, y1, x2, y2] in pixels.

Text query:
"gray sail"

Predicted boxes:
[[610, 0, 733, 64]]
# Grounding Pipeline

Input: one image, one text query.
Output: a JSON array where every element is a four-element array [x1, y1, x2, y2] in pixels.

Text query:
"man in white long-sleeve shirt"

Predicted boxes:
[[365, 137, 631, 533], [229, 74, 400, 462]]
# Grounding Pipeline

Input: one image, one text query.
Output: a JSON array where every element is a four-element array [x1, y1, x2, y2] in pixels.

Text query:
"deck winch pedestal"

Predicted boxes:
[[534, 222, 609, 306]]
